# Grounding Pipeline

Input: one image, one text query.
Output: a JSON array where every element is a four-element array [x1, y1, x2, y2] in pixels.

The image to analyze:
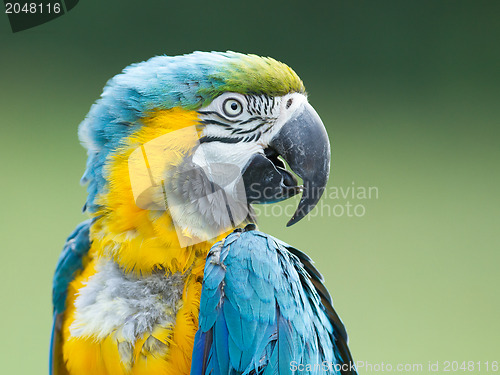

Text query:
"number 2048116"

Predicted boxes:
[[443, 361, 499, 372], [5, 3, 61, 14]]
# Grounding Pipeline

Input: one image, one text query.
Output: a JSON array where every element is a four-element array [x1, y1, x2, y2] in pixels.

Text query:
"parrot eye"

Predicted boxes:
[[222, 98, 243, 117]]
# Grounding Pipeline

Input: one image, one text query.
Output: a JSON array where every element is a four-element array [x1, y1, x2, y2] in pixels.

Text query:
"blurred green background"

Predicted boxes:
[[1, 1, 499, 374]]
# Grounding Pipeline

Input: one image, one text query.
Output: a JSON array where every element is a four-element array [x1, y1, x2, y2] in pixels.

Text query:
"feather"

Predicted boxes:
[[277, 310, 294, 375], [191, 228, 357, 375], [214, 312, 230, 375], [50, 220, 91, 375]]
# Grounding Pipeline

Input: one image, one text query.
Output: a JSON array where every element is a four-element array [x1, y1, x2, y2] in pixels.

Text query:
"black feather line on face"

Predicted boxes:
[[239, 116, 261, 125], [199, 136, 245, 144], [245, 96, 251, 112], [263, 95, 270, 114], [200, 119, 231, 127], [231, 121, 267, 135], [262, 124, 274, 134], [250, 96, 257, 115]]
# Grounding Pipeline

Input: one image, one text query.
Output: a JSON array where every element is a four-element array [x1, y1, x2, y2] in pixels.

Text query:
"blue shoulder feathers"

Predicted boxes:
[[191, 226, 357, 375]]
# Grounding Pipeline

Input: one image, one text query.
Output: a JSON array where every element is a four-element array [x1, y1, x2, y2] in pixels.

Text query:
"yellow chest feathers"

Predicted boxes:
[[61, 253, 206, 375]]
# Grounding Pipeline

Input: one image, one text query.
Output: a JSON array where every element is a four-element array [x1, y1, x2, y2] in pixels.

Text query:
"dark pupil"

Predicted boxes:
[[231, 102, 238, 111]]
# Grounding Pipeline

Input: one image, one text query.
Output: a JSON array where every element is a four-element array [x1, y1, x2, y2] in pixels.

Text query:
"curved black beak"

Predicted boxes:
[[271, 102, 330, 226], [241, 102, 330, 226]]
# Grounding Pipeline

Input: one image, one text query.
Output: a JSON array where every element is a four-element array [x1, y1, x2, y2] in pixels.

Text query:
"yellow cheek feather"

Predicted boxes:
[[61, 107, 231, 374]]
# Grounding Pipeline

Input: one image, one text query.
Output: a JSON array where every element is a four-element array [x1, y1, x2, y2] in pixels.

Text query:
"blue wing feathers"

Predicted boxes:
[[277, 312, 295, 375], [50, 219, 92, 375], [214, 313, 230, 375], [261, 343, 278, 375], [190, 331, 208, 375], [191, 227, 357, 375]]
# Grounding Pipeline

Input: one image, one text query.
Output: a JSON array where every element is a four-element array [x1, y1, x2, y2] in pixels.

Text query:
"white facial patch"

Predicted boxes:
[[192, 140, 262, 171]]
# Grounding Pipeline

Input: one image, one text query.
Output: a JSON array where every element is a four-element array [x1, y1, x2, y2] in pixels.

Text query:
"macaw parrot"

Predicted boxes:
[[50, 51, 357, 375]]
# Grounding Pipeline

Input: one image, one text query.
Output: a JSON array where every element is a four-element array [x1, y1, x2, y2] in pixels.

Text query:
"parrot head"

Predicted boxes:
[[79, 51, 330, 252]]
